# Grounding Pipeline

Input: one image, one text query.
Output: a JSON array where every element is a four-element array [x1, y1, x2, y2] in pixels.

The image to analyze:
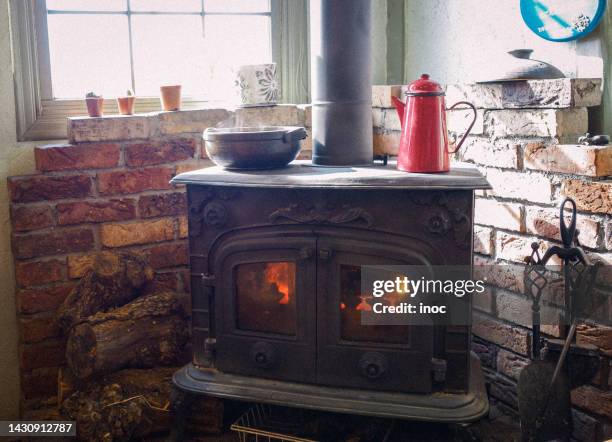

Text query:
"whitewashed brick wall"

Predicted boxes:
[[373, 79, 611, 440]]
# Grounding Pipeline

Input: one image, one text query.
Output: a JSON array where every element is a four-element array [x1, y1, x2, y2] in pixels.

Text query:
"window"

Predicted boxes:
[[11, 0, 310, 140], [45, 0, 272, 99]]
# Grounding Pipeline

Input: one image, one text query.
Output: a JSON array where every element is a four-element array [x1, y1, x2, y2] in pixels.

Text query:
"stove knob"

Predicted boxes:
[[359, 352, 387, 380], [250, 342, 275, 369]]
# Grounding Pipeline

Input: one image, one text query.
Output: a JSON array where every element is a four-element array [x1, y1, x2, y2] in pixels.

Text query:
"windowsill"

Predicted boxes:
[[21, 97, 243, 141], [67, 103, 312, 144]]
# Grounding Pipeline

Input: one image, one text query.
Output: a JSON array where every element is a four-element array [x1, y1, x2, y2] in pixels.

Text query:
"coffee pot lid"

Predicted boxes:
[[405, 74, 444, 96]]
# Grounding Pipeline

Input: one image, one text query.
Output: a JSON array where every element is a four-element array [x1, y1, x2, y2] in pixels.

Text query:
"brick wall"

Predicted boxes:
[[374, 79, 612, 440], [8, 80, 612, 438], [7, 105, 307, 412]]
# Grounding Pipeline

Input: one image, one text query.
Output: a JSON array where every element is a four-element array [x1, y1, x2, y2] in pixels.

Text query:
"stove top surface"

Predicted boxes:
[[171, 160, 490, 190]]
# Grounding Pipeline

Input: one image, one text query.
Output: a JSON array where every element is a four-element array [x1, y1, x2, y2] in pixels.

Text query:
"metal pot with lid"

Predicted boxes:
[[203, 126, 307, 170]]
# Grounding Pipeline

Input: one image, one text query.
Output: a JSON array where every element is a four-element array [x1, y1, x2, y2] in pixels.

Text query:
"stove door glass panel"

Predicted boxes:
[[235, 261, 297, 335], [340, 264, 411, 344], [216, 235, 316, 383], [316, 237, 435, 394]]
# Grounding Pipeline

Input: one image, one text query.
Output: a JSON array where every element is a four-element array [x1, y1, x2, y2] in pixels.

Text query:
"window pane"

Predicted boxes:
[[130, 0, 201, 12], [202, 15, 271, 100], [205, 0, 270, 13], [46, 0, 126, 11], [203, 16, 271, 64], [47, 14, 131, 98], [131, 15, 206, 96], [132, 14, 271, 99]]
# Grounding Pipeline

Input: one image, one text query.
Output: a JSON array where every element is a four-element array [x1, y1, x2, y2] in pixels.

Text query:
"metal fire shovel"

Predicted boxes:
[[517, 198, 599, 441]]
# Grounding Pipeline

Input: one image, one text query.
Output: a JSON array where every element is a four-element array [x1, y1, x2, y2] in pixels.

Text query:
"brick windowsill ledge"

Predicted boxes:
[[66, 105, 310, 144]]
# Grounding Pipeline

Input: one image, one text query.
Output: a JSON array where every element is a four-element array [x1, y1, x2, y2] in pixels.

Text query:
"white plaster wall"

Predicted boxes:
[[0, 0, 36, 419], [404, 0, 605, 84], [601, 6, 612, 135], [372, 0, 388, 84]]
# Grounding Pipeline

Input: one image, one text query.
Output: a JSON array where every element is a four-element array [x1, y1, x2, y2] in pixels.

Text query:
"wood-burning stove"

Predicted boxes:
[[172, 161, 490, 422]]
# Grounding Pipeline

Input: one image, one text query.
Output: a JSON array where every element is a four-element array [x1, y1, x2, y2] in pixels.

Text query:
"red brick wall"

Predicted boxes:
[[10, 140, 198, 401]]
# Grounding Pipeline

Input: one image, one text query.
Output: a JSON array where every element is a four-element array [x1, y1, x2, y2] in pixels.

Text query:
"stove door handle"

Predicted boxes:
[[299, 247, 313, 260], [319, 248, 332, 260]]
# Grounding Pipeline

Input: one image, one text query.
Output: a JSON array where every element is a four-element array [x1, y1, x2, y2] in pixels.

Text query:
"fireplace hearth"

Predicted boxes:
[[171, 161, 490, 422]]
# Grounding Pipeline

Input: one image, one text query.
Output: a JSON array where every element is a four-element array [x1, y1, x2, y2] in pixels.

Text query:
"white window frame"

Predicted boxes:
[[10, 0, 310, 141]]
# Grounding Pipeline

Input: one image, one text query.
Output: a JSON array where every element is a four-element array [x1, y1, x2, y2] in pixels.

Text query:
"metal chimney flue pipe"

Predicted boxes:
[[310, 0, 373, 166]]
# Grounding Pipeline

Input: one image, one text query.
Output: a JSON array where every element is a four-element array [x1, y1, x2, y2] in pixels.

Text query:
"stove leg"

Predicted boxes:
[[171, 387, 195, 442]]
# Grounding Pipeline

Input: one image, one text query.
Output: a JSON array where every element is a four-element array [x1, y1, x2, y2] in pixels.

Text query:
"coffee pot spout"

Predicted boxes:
[[391, 96, 405, 130]]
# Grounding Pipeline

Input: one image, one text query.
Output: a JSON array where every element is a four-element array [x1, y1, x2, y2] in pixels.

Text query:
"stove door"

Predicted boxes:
[[215, 236, 316, 383], [316, 237, 435, 393]]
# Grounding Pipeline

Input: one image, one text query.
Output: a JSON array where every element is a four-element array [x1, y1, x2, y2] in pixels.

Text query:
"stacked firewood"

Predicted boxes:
[[55, 251, 222, 441]]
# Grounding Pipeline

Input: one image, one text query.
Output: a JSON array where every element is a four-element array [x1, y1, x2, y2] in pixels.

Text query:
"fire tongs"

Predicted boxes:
[[519, 198, 600, 441]]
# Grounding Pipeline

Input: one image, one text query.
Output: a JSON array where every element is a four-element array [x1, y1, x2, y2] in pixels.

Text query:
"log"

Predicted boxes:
[[57, 366, 82, 405], [57, 251, 154, 332], [61, 367, 175, 441], [65, 292, 188, 379], [60, 368, 223, 441]]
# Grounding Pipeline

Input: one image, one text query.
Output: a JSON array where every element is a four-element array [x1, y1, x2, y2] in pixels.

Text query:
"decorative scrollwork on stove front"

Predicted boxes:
[[188, 187, 239, 236], [449, 207, 471, 249], [269, 203, 374, 228], [203, 202, 228, 228], [426, 211, 451, 236], [409, 191, 471, 250]]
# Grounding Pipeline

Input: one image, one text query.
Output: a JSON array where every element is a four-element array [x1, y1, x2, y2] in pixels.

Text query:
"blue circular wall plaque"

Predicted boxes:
[[521, 0, 607, 42]]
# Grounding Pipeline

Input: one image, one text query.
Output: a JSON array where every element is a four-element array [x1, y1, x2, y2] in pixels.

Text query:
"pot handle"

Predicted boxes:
[[283, 127, 307, 143], [447, 101, 477, 154]]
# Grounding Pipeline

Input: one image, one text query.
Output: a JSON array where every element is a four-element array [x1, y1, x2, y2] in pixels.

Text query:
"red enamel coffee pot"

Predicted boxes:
[[392, 74, 477, 173]]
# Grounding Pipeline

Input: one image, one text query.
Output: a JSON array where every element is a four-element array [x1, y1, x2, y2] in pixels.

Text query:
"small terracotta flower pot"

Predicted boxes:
[[85, 97, 104, 117], [117, 96, 136, 115], [160, 85, 182, 111]]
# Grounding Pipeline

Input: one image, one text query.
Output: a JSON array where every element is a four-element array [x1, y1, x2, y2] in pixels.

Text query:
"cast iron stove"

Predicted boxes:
[[171, 161, 490, 422]]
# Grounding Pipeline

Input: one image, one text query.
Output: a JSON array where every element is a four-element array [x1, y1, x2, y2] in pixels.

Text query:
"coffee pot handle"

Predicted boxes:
[[447, 101, 477, 154]]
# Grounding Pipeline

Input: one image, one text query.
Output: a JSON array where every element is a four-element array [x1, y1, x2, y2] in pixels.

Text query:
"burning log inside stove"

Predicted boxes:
[[266, 262, 292, 305], [236, 261, 297, 335]]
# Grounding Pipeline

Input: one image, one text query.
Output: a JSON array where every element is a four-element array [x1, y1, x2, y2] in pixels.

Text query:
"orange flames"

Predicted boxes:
[[265, 263, 292, 305], [355, 296, 373, 311], [341, 297, 374, 312]]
